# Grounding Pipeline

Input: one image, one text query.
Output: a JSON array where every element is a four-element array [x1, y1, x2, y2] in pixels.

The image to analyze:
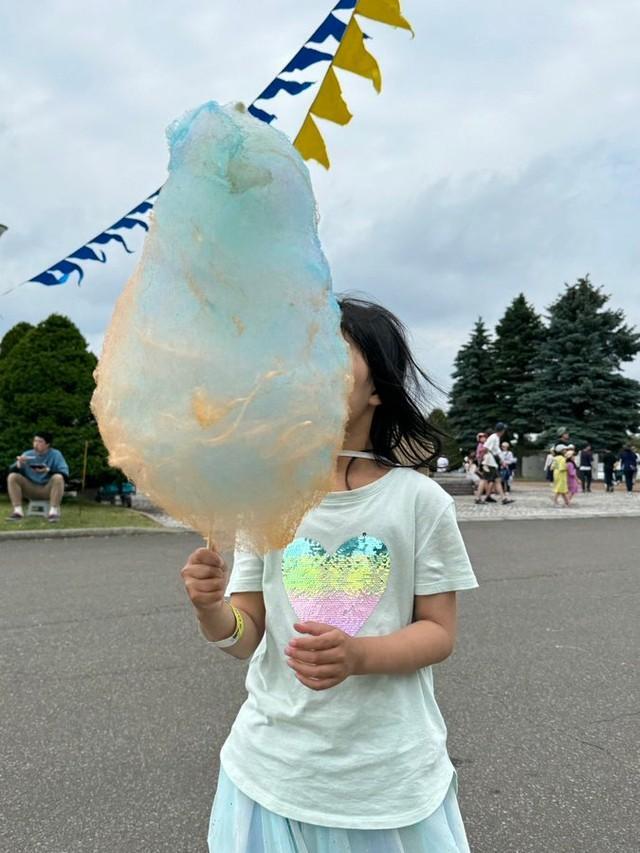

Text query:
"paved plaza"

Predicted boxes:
[[1, 522, 638, 852], [133, 481, 640, 532], [454, 480, 640, 522]]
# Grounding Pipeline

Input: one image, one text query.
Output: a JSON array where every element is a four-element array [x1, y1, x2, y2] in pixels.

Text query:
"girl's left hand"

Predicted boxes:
[[285, 622, 358, 691]]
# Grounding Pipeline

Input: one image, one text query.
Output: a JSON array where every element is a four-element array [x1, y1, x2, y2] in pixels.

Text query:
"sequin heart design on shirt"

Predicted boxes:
[[282, 535, 391, 636]]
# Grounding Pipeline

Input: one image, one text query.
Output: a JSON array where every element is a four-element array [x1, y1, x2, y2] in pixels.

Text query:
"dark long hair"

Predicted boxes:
[[338, 296, 443, 470]]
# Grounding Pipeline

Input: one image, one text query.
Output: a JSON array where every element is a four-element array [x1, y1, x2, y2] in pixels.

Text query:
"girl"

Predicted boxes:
[[498, 441, 516, 493], [565, 448, 580, 503], [552, 446, 570, 507], [463, 450, 481, 494], [181, 298, 478, 853]]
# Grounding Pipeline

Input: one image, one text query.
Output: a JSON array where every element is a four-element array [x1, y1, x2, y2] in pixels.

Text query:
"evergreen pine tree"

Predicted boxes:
[[493, 294, 546, 438], [448, 318, 498, 448], [0, 314, 111, 482], [521, 276, 640, 448]]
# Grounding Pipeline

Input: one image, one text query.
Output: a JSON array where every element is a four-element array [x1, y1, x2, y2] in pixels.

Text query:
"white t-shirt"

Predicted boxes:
[[220, 468, 478, 829], [499, 450, 515, 466], [484, 432, 501, 457]]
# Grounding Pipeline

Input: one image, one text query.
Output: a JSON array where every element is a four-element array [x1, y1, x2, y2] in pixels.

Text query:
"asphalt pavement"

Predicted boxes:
[[0, 521, 638, 853]]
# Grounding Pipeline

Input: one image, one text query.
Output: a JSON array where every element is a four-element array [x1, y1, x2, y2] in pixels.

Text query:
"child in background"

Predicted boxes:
[[464, 451, 481, 494], [565, 448, 580, 503], [498, 441, 516, 493], [552, 446, 570, 507], [475, 432, 487, 463], [182, 298, 478, 853]]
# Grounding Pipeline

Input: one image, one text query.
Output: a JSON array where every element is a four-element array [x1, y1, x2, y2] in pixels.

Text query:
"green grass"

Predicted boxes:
[[0, 494, 161, 532]]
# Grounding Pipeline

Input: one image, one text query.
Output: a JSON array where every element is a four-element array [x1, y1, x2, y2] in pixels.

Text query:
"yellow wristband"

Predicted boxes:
[[209, 604, 245, 648], [230, 605, 245, 642]]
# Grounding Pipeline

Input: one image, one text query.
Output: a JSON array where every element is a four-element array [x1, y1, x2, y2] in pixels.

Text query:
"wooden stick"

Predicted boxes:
[[81, 440, 89, 492], [78, 440, 89, 520]]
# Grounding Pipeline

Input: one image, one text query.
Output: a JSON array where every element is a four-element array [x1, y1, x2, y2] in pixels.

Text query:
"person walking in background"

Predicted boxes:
[[484, 423, 508, 461], [565, 449, 580, 504], [619, 445, 637, 494], [483, 423, 514, 504], [475, 428, 514, 505], [498, 441, 516, 493], [543, 446, 555, 482], [475, 432, 487, 465], [602, 448, 617, 492], [473, 434, 494, 503], [614, 458, 623, 486], [552, 446, 570, 507], [475, 440, 499, 504], [578, 444, 593, 493]]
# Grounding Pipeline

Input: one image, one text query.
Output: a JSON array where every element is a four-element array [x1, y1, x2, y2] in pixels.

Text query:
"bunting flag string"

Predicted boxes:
[[248, 0, 356, 126], [293, 0, 413, 169], [2, 188, 162, 295], [6, 0, 411, 294]]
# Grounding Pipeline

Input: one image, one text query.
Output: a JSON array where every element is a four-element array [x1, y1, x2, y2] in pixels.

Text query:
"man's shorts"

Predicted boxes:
[[480, 468, 498, 482]]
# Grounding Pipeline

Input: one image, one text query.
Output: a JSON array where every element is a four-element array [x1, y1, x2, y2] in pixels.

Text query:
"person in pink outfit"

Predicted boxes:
[[565, 449, 580, 503]]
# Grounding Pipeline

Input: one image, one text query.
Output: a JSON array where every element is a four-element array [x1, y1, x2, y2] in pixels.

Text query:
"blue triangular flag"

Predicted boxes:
[[284, 46, 333, 72], [258, 78, 315, 100], [308, 13, 347, 44], [248, 104, 277, 124]]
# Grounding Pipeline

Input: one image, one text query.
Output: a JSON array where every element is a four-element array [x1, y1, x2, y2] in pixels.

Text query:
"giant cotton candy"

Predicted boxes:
[[92, 101, 351, 550]]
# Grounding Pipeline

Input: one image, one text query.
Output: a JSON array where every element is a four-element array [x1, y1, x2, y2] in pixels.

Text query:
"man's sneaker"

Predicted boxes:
[[502, 498, 514, 505], [474, 498, 484, 504], [48, 513, 60, 524], [484, 496, 497, 503], [7, 511, 24, 521]]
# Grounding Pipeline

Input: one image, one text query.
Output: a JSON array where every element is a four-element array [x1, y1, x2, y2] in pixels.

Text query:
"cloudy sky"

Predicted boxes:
[[1, 0, 639, 395]]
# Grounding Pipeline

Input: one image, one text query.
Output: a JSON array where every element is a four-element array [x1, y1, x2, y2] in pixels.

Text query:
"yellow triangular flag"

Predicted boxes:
[[310, 68, 353, 126], [333, 17, 382, 93], [356, 0, 414, 34], [294, 114, 330, 169]]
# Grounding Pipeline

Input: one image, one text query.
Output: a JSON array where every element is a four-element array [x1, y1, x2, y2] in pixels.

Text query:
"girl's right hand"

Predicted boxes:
[[181, 547, 229, 614]]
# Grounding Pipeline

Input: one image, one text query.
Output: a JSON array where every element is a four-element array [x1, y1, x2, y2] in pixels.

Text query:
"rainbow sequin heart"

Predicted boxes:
[[282, 535, 391, 636]]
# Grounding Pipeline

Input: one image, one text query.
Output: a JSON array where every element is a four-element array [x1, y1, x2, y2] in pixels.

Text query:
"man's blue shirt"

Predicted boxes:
[[12, 449, 69, 485]]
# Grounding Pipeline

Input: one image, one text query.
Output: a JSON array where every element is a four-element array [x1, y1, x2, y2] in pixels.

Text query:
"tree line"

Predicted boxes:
[[2, 277, 638, 486], [446, 276, 640, 454]]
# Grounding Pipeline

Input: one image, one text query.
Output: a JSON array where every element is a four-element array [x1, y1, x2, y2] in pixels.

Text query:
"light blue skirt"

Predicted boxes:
[[208, 765, 471, 852]]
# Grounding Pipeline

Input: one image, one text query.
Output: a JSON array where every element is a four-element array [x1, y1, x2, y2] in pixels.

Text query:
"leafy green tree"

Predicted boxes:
[[492, 294, 546, 439], [0, 322, 34, 361], [448, 318, 498, 448], [520, 276, 640, 448], [0, 314, 111, 483]]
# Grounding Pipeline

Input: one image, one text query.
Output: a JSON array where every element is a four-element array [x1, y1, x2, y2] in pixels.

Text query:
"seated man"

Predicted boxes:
[[7, 431, 69, 523]]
